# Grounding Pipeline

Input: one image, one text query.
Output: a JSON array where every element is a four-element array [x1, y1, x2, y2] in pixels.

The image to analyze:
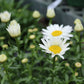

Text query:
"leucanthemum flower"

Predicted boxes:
[[42, 24, 73, 40], [39, 38, 70, 59]]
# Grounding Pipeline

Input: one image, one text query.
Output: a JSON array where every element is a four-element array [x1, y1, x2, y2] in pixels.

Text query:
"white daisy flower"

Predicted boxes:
[[42, 24, 73, 40], [39, 38, 70, 59]]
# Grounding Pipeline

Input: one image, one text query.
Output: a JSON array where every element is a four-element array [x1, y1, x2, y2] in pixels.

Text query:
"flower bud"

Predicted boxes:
[[33, 28, 38, 32], [21, 58, 28, 64], [46, 8, 55, 18], [32, 10, 40, 18], [18, 9, 22, 12], [75, 62, 82, 68], [0, 54, 7, 63], [0, 11, 11, 22], [2, 44, 8, 49], [65, 63, 70, 67], [10, 20, 17, 25], [74, 19, 81, 24], [0, 36, 5, 40], [55, 57, 58, 61], [29, 35, 35, 39], [30, 44, 35, 49], [69, 41, 73, 45], [28, 29, 33, 33], [74, 23, 83, 32], [6, 20, 21, 37], [75, 72, 78, 76]]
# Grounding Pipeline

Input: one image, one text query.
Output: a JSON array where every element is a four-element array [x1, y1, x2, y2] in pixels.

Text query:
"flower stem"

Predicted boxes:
[[78, 32, 83, 76], [3, 63, 12, 84], [15, 37, 20, 54], [52, 56, 55, 84], [49, 19, 52, 25], [26, 64, 32, 79], [79, 33, 81, 53]]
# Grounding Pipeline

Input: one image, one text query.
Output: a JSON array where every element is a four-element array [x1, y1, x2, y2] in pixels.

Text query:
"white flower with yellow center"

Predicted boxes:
[[6, 20, 21, 37], [0, 11, 11, 22], [39, 38, 70, 59], [42, 24, 73, 40]]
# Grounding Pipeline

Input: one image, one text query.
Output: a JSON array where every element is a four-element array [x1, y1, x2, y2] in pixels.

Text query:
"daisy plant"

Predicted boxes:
[[39, 38, 70, 84], [74, 19, 84, 77], [40, 23, 73, 84]]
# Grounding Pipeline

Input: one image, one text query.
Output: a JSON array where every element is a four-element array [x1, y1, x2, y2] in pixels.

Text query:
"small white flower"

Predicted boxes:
[[0, 11, 11, 22], [42, 24, 73, 40], [6, 20, 21, 37], [46, 8, 55, 18], [39, 38, 70, 59]]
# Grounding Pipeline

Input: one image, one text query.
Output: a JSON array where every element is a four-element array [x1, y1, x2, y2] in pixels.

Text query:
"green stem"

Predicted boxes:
[[78, 32, 81, 53], [78, 32, 83, 76], [24, 33, 29, 50], [3, 63, 12, 84], [15, 37, 20, 54], [52, 56, 55, 84], [49, 19, 52, 25], [26, 64, 32, 78]]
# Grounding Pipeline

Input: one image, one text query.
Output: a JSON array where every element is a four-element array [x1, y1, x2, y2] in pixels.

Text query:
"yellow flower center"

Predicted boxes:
[[51, 30, 62, 36], [49, 45, 61, 54]]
